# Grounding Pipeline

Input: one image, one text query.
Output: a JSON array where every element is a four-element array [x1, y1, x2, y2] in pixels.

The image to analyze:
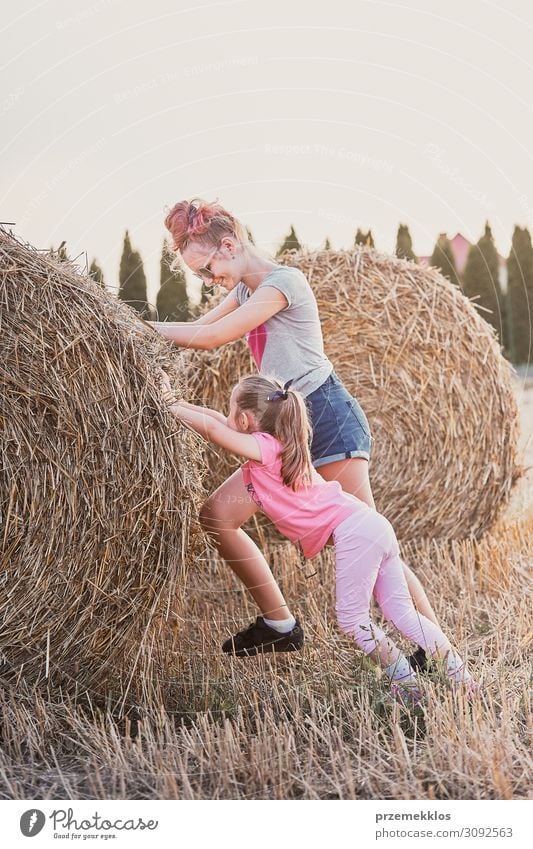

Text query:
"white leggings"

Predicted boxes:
[[333, 509, 451, 657]]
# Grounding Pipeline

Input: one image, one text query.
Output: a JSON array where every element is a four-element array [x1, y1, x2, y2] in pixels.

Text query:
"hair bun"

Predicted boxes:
[[186, 203, 211, 237], [164, 196, 246, 252]]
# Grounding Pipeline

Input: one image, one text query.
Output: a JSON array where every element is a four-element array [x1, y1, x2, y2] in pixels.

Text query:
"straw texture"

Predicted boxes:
[[186, 248, 522, 541], [0, 227, 204, 704], [1, 509, 531, 798]]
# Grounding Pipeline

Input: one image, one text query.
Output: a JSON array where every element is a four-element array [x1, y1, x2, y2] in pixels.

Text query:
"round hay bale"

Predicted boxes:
[[185, 247, 522, 542], [0, 227, 204, 706]]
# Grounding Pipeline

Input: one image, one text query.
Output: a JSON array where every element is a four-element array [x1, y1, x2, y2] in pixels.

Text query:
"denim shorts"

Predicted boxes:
[[304, 369, 373, 467]]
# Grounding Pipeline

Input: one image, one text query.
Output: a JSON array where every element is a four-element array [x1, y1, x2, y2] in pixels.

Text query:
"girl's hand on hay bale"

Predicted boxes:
[[164, 396, 184, 412], [156, 367, 173, 394], [156, 367, 183, 408]]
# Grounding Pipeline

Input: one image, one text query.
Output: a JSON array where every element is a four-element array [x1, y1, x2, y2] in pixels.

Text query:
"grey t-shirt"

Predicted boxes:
[[233, 265, 333, 397]]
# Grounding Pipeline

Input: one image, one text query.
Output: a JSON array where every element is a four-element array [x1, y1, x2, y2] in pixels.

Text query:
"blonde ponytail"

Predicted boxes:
[[274, 390, 314, 490]]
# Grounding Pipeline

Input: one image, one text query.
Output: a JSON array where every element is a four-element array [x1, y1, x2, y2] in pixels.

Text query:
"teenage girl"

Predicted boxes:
[[159, 370, 477, 703], [150, 197, 440, 666]]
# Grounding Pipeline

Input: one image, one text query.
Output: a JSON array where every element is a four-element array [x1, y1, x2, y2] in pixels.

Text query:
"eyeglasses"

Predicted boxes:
[[193, 245, 219, 283]]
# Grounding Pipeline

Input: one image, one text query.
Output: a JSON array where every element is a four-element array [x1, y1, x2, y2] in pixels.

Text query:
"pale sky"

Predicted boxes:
[[2, 0, 533, 304]]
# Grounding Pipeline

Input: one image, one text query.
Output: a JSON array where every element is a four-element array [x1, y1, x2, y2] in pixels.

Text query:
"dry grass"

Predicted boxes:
[[0, 513, 531, 800], [186, 247, 523, 541]]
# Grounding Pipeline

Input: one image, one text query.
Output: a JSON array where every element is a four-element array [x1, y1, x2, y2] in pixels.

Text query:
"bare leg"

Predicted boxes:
[[199, 468, 292, 621], [316, 456, 441, 628]]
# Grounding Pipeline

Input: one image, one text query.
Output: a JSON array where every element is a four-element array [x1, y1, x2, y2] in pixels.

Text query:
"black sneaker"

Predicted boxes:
[[222, 616, 304, 657], [407, 646, 429, 673]]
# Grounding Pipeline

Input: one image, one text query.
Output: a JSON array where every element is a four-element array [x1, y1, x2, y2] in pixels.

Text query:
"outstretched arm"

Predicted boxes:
[[148, 286, 288, 350], [149, 289, 240, 339], [167, 401, 262, 462], [192, 290, 240, 326], [177, 400, 228, 426]]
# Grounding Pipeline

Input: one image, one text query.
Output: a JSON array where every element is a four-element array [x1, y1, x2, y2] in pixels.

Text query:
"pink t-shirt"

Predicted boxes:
[[241, 431, 366, 558]]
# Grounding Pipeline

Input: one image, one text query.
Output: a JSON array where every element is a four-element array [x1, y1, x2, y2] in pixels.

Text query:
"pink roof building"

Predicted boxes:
[[419, 232, 470, 271], [419, 232, 507, 288], [448, 233, 471, 274]]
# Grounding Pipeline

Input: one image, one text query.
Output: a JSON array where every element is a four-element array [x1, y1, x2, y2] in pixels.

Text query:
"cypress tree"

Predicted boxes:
[[429, 234, 461, 288], [276, 225, 302, 257], [462, 222, 504, 344], [156, 241, 190, 321], [355, 228, 375, 248], [89, 258, 105, 289], [118, 230, 150, 318], [507, 226, 533, 363], [395, 224, 417, 261], [323, 237, 332, 250]]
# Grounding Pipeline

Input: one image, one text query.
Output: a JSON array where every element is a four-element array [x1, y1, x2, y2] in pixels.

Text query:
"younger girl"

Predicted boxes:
[[159, 370, 477, 703]]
